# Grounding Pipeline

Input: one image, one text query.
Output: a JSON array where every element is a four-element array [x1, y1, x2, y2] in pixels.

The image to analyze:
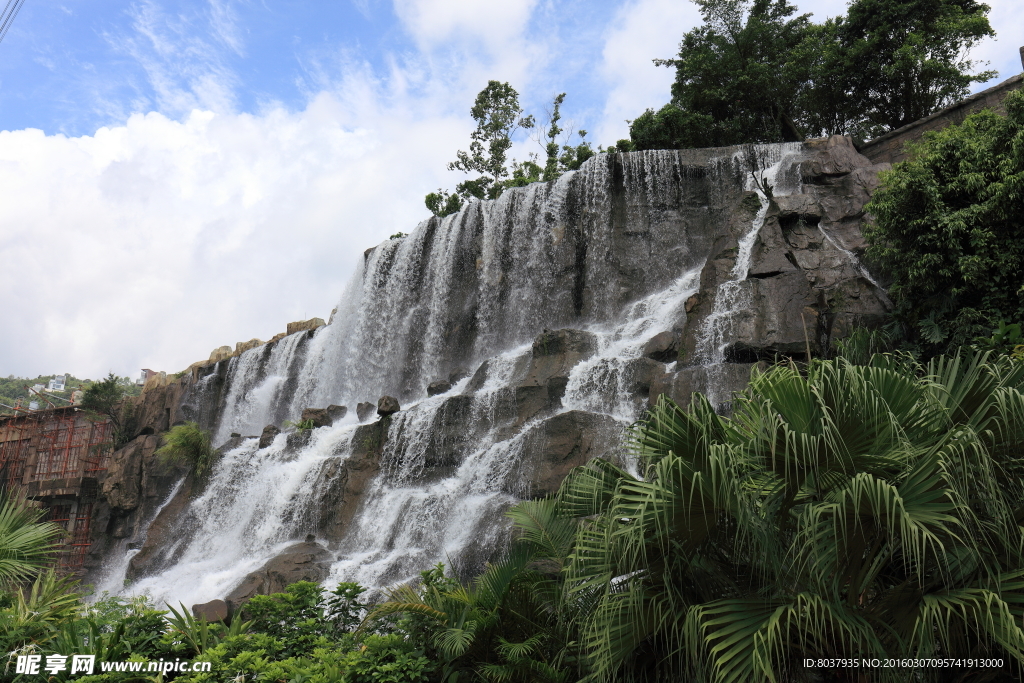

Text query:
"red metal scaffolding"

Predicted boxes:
[[0, 413, 34, 488], [43, 499, 94, 571], [32, 412, 112, 480], [0, 407, 112, 573]]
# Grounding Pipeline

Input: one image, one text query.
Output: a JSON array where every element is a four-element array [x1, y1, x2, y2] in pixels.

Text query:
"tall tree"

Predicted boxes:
[[81, 372, 137, 448], [633, 0, 813, 150], [449, 81, 535, 202], [840, 0, 995, 135]]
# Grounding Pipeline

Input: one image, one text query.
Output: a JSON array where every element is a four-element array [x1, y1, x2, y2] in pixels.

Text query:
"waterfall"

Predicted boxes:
[[104, 144, 839, 607], [692, 143, 805, 406]]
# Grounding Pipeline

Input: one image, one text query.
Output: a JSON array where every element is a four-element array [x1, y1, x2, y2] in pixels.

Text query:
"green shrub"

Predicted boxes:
[[155, 422, 216, 480]]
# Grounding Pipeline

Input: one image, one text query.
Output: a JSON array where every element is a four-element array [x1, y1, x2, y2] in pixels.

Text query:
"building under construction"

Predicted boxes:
[[0, 405, 113, 573]]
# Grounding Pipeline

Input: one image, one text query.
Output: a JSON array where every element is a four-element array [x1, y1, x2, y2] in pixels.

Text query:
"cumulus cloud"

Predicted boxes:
[[595, 0, 701, 143], [0, 87, 470, 379]]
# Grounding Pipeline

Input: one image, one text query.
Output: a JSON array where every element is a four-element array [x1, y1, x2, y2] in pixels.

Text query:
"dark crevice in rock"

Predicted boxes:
[[748, 270, 785, 280]]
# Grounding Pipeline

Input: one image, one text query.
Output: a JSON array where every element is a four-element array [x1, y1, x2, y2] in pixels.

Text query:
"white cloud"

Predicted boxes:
[[392, 0, 538, 54], [595, 0, 701, 143], [0, 85, 470, 379], [970, 0, 1024, 87]]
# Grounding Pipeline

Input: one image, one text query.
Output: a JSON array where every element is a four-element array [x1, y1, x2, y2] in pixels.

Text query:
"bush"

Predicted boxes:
[[155, 422, 216, 481], [865, 88, 1024, 355]]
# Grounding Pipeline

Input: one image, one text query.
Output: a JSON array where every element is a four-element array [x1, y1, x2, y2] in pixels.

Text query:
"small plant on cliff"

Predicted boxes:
[[156, 422, 216, 481], [283, 418, 316, 432]]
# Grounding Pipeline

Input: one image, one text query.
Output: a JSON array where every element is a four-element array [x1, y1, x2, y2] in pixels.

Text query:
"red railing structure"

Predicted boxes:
[[31, 410, 112, 481], [43, 499, 95, 571], [0, 414, 33, 488]]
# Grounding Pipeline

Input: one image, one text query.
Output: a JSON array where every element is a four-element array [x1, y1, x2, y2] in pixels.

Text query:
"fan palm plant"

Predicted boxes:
[[365, 500, 583, 682], [560, 352, 1024, 682], [0, 495, 63, 587]]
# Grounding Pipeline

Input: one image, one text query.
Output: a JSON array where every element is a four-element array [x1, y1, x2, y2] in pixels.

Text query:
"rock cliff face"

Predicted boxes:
[[87, 139, 890, 607]]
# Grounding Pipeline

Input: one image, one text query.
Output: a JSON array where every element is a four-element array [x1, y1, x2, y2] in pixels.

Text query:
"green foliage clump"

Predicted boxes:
[[0, 497, 63, 587], [630, 0, 995, 149], [155, 422, 216, 481], [283, 418, 316, 433], [865, 88, 1024, 355], [81, 372, 140, 448], [427, 85, 593, 218], [557, 352, 1024, 680]]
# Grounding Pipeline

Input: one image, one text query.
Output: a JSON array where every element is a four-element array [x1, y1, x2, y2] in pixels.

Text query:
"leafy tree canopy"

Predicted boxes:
[[842, 0, 996, 134], [865, 88, 1024, 355], [631, 0, 995, 150]]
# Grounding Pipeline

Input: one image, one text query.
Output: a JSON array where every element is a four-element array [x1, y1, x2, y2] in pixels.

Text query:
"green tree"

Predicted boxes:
[[631, 0, 996, 150], [427, 86, 596, 218], [633, 0, 813, 150], [81, 372, 138, 448], [864, 88, 1024, 355], [840, 0, 995, 136], [449, 81, 535, 202], [559, 353, 1024, 681], [367, 501, 582, 682]]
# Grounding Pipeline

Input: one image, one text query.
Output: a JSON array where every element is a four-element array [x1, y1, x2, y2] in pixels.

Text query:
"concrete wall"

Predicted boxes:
[[858, 73, 1023, 165]]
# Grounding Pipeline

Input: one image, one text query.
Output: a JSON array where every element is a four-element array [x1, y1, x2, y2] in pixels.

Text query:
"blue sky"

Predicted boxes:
[[1, 0, 1021, 380]]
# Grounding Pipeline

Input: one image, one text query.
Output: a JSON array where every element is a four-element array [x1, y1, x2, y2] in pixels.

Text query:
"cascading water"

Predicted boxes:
[[102, 144, 848, 607], [692, 143, 804, 407]]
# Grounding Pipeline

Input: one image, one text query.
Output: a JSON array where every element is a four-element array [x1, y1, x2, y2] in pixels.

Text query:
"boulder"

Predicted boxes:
[[649, 363, 763, 411], [258, 425, 281, 449], [326, 404, 348, 422], [522, 329, 597, 387], [286, 317, 326, 336], [356, 402, 376, 421], [377, 396, 400, 416], [300, 408, 331, 428], [234, 339, 263, 355], [518, 411, 623, 498], [642, 331, 681, 363], [209, 345, 233, 363], [427, 380, 452, 396], [192, 599, 229, 623], [225, 539, 333, 611], [448, 367, 471, 384]]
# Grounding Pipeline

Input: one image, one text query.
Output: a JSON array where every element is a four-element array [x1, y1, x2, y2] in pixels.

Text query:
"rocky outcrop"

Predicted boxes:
[[513, 329, 597, 426], [518, 411, 623, 498], [313, 420, 389, 542], [235, 339, 263, 355], [209, 346, 233, 363], [300, 408, 331, 428], [286, 317, 326, 335], [327, 405, 347, 422], [259, 425, 281, 448], [427, 380, 452, 396], [88, 433, 191, 580], [678, 136, 890, 406], [356, 402, 375, 422], [377, 396, 400, 416], [224, 538, 334, 611]]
